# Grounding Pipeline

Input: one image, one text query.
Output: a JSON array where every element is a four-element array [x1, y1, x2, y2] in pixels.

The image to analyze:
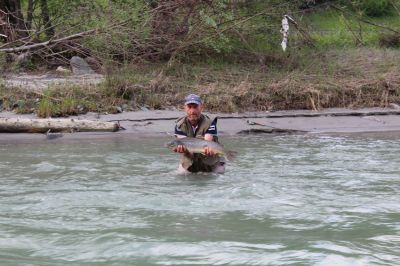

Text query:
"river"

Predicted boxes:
[[0, 133, 399, 265]]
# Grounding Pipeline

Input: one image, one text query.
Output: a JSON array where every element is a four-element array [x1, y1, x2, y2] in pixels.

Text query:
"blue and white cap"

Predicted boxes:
[[184, 94, 202, 105]]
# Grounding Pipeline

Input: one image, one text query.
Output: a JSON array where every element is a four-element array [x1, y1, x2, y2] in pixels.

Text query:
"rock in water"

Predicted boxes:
[[45, 129, 63, 140]]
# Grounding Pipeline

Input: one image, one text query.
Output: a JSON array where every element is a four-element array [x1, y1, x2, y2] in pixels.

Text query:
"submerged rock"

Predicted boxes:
[[45, 129, 63, 140]]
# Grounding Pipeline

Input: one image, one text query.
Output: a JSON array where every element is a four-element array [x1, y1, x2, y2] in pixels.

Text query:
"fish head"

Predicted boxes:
[[164, 139, 181, 149]]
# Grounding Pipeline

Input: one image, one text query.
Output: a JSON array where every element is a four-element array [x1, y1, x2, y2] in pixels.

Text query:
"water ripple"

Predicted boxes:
[[0, 134, 399, 265]]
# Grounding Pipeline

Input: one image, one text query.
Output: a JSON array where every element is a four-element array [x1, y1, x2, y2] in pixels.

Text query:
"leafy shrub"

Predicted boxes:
[[356, 0, 393, 17], [60, 98, 77, 116], [299, 0, 333, 9], [37, 98, 59, 118]]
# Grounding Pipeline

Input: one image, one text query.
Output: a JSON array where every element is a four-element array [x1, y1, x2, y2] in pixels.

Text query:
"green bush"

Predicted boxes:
[[37, 98, 59, 118], [356, 0, 393, 17], [60, 98, 77, 116]]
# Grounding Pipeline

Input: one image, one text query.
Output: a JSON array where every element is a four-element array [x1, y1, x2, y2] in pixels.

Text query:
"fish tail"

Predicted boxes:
[[225, 150, 237, 161]]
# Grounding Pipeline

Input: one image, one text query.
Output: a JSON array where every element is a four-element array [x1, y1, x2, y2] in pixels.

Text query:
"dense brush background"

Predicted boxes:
[[1, 0, 400, 116]]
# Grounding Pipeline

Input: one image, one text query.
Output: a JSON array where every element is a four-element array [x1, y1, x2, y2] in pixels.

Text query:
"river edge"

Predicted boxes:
[[1, 107, 400, 143]]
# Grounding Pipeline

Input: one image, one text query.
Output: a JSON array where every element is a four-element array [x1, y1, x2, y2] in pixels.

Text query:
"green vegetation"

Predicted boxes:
[[1, 0, 400, 116], [2, 47, 399, 118], [354, 0, 395, 17], [303, 6, 400, 48]]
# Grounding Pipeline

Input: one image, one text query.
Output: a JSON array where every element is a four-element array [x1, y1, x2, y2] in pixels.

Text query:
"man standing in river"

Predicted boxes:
[[173, 94, 225, 174]]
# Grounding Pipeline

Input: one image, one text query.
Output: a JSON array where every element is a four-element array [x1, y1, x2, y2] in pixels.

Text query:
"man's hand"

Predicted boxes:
[[204, 134, 216, 156], [204, 146, 216, 156], [174, 145, 187, 153], [204, 134, 213, 141]]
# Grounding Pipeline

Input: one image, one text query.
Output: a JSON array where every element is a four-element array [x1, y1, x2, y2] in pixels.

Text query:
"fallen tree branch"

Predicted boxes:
[[0, 29, 96, 53], [285, 15, 316, 48]]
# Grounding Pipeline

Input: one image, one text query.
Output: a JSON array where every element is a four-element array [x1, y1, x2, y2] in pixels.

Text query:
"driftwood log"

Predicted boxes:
[[0, 118, 119, 133]]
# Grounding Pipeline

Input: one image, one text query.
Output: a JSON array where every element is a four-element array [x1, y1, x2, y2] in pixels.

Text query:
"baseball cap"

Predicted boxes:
[[184, 94, 202, 105]]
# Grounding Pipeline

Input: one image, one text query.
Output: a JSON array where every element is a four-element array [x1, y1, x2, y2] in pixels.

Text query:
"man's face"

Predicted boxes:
[[185, 103, 203, 125]]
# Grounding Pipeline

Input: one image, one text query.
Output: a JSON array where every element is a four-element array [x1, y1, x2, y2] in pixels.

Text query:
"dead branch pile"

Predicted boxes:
[[0, 0, 286, 67]]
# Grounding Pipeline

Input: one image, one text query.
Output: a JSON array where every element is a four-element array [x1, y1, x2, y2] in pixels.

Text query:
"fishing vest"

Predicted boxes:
[[175, 114, 220, 172], [176, 114, 213, 138]]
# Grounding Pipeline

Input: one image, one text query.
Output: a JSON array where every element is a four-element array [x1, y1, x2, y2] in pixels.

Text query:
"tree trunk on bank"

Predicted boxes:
[[26, 0, 34, 30], [0, 118, 120, 133], [0, 0, 28, 41], [39, 0, 54, 38]]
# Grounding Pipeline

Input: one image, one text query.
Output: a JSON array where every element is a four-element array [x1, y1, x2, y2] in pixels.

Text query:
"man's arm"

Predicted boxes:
[[204, 118, 218, 156], [205, 117, 217, 138]]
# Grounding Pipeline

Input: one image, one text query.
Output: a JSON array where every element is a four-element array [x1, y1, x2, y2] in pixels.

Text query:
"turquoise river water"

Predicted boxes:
[[0, 133, 399, 265]]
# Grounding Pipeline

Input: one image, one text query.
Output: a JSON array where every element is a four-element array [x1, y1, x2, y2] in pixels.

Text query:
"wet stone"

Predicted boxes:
[[116, 106, 123, 113], [70, 56, 95, 75]]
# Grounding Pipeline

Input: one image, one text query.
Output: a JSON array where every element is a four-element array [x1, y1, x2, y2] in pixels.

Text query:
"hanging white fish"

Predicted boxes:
[[280, 16, 289, 51]]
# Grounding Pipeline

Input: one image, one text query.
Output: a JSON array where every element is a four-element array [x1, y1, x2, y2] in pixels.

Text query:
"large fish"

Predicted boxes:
[[165, 137, 236, 160]]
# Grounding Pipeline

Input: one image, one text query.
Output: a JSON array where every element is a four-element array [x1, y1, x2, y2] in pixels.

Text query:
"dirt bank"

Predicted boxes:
[[2, 48, 400, 117]]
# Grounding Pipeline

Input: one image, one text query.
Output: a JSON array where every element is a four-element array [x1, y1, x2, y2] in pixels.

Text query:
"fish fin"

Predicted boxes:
[[165, 132, 175, 136], [225, 150, 237, 161], [200, 145, 208, 155]]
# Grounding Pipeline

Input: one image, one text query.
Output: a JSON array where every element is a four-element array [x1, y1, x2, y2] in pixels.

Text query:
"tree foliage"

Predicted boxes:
[[0, 0, 290, 65], [0, 0, 27, 41], [1, 0, 399, 67]]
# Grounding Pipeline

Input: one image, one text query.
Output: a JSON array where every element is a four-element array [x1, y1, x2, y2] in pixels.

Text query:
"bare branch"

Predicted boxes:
[[0, 28, 96, 53]]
